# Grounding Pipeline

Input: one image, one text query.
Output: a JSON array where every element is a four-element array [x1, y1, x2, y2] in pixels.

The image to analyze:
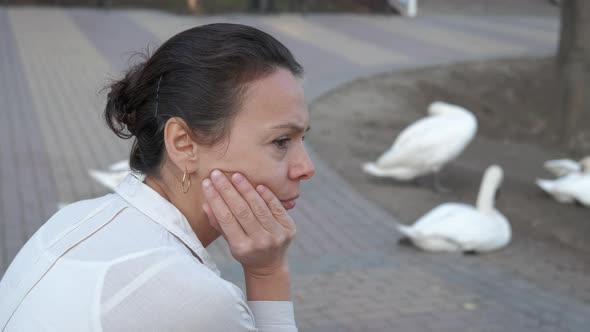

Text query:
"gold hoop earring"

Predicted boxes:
[[182, 166, 191, 193]]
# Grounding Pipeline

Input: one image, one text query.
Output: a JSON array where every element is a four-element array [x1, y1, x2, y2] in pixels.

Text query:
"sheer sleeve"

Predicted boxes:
[[99, 253, 297, 331], [248, 301, 299, 332]]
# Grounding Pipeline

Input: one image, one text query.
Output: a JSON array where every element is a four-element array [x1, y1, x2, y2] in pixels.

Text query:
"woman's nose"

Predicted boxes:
[[290, 145, 315, 181]]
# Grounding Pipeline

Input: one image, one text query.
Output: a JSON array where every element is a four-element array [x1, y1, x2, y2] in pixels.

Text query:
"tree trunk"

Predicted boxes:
[[187, 0, 199, 13], [556, 0, 590, 153], [250, 0, 275, 12]]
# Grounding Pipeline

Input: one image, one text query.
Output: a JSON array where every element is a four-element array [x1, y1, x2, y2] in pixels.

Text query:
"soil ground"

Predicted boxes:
[[307, 56, 590, 304]]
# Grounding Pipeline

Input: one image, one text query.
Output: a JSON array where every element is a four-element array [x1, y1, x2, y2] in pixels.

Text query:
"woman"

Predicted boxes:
[[0, 23, 314, 331]]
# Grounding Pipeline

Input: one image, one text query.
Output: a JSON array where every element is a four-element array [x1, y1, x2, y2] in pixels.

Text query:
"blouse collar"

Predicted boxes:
[[114, 174, 220, 275]]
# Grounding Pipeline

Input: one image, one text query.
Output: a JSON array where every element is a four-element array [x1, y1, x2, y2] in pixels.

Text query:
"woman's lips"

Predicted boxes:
[[280, 196, 299, 210]]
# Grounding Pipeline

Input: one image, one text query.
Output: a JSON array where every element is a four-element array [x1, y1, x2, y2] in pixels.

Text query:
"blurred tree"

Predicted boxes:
[[556, 0, 590, 151], [187, 0, 199, 12], [249, 0, 274, 12]]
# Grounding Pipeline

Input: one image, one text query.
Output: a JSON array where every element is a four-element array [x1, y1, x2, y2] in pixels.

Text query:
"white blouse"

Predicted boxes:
[[0, 174, 298, 331]]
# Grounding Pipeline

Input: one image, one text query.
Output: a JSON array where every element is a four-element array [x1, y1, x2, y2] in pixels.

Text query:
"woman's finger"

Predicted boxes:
[[230, 173, 282, 235], [202, 178, 248, 243], [256, 184, 296, 232], [210, 170, 266, 237]]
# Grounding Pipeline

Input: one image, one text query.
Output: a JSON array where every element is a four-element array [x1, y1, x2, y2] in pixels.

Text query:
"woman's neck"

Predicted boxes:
[[144, 175, 221, 247]]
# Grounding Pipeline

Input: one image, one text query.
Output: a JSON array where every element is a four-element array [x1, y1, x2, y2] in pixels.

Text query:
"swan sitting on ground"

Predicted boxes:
[[88, 160, 131, 191], [536, 157, 590, 206], [397, 165, 511, 253], [362, 101, 477, 190]]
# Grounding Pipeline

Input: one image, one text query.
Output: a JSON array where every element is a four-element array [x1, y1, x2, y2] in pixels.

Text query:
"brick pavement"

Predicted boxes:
[[1, 7, 587, 331]]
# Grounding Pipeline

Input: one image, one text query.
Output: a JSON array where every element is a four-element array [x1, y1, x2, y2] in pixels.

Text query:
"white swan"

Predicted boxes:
[[362, 101, 477, 186], [397, 165, 511, 253], [88, 160, 131, 191], [543, 158, 582, 177], [536, 157, 590, 206]]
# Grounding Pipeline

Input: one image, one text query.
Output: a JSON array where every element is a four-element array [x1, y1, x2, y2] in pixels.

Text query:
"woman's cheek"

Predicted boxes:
[[246, 164, 282, 191], [232, 148, 285, 192]]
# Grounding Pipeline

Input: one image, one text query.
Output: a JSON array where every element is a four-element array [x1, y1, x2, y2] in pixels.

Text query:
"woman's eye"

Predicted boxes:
[[273, 137, 291, 149]]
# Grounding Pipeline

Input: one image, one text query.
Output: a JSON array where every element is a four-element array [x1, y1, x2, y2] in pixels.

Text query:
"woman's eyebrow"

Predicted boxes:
[[270, 123, 311, 133]]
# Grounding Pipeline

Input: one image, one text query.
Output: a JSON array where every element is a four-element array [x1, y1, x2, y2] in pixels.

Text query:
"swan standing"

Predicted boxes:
[[362, 101, 477, 190], [397, 165, 511, 253], [537, 157, 590, 206]]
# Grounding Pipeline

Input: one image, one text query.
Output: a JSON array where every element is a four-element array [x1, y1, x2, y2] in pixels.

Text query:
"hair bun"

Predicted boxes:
[[104, 62, 145, 139]]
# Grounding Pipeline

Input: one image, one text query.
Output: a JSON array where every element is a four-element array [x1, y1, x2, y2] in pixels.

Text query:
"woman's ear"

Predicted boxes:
[[163, 117, 199, 172]]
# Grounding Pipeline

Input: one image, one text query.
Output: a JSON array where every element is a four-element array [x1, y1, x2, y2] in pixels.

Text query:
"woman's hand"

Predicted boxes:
[[201, 169, 296, 278]]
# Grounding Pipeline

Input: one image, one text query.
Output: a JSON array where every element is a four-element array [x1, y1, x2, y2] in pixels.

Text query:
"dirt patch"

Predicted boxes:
[[307, 56, 590, 302]]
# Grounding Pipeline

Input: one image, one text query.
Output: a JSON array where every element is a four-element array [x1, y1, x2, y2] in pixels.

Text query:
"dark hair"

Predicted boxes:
[[104, 23, 303, 176]]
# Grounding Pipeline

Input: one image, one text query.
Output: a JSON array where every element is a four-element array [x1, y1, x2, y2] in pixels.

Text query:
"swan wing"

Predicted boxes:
[[375, 114, 476, 172], [473, 211, 511, 251], [396, 204, 464, 238], [407, 203, 509, 252], [543, 159, 581, 177], [362, 162, 418, 180], [536, 177, 577, 203], [411, 203, 478, 235], [547, 174, 590, 206]]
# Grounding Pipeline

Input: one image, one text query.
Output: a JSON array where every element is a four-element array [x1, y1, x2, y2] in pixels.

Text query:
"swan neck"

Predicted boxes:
[[476, 173, 499, 214]]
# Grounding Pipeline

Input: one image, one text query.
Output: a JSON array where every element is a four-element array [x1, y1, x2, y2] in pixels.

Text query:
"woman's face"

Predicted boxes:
[[197, 68, 315, 210]]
